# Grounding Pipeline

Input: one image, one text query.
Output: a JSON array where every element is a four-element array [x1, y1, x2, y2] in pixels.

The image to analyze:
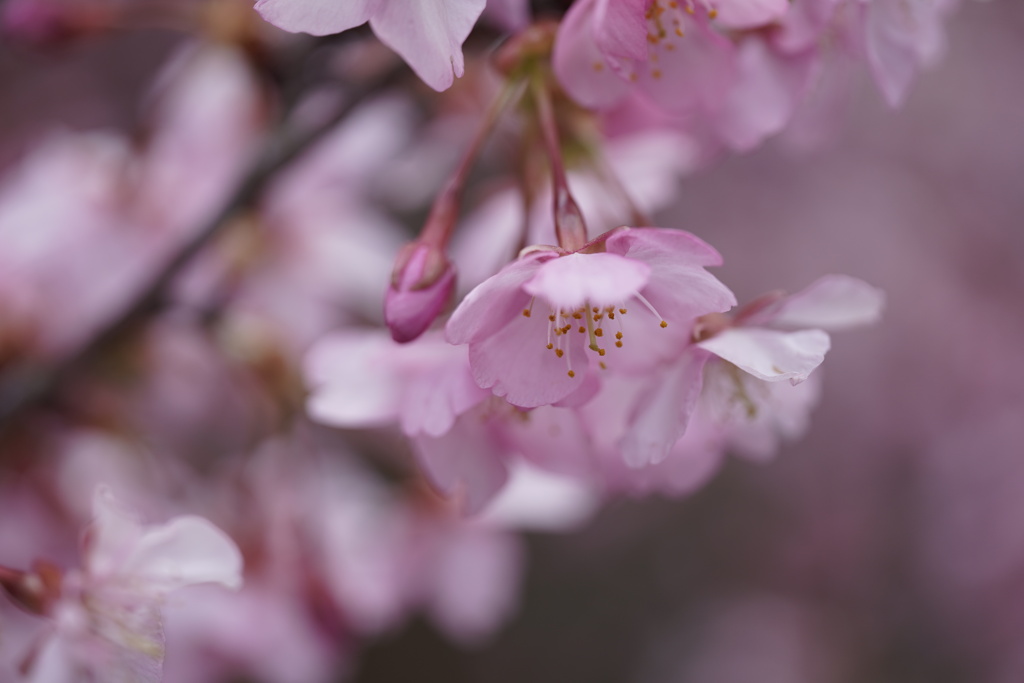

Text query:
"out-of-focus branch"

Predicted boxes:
[[0, 60, 405, 431]]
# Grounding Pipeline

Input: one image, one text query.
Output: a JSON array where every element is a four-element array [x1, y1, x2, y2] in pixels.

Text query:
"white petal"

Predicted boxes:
[[698, 327, 830, 383], [523, 252, 650, 310], [770, 275, 885, 331], [370, 0, 486, 91], [254, 0, 378, 36], [120, 516, 243, 594]]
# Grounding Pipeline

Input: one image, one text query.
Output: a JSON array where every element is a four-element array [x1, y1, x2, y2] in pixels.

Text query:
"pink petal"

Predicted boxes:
[[523, 252, 651, 310], [768, 275, 885, 331], [632, 14, 737, 115], [592, 0, 650, 62], [605, 227, 725, 267], [715, 36, 818, 152], [424, 527, 522, 643], [446, 254, 547, 345], [254, 0, 378, 36], [369, 0, 486, 92], [304, 331, 405, 428], [697, 327, 831, 383], [553, 0, 632, 109], [479, 462, 598, 531], [714, 0, 790, 30], [620, 349, 709, 467], [468, 312, 590, 408], [865, 0, 951, 107], [121, 516, 243, 593], [413, 412, 509, 515], [86, 485, 144, 580]]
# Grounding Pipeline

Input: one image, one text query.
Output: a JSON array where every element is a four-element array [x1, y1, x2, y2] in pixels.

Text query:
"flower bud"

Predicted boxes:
[[0, 561, 62, 616], [385, 242, 456, 343]]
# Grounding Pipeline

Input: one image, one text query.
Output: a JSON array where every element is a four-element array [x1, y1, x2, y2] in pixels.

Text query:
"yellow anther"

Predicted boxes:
[[567, 370, 576, 378], [548, 314, 556, 322], [555, 349, 564, 358], [708, 8, 718, 18], [615, 341, 623, 348], [597, 348, 606, 357], [660, 321, 668, 328], [675, 27, 684, 37], [595, 329, 604, 337], [599, 362, 608, 370], [546, 343, 554, 350], [522, 309, 531, 317], [619, 308, 627, 314], [615, 332, 623, 340], [572, 312, 582, 319]]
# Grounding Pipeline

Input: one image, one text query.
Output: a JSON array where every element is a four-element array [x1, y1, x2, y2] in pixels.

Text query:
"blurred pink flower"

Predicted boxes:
[[553, 0, 739, 115], [254, 0, 486, 91], [8, 486, 242, 683], [446, 227, 735, 408], [696, 274, 885, 384]]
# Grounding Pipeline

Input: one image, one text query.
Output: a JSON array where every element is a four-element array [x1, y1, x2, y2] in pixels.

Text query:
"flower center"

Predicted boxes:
[[523, 294, 669, 377]]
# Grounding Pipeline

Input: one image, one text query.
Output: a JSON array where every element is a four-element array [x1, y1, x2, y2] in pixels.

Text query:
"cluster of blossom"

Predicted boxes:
[[0, 0, 966, 680]]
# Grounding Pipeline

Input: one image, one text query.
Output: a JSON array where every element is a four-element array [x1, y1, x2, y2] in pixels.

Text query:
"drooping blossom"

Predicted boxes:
[[253, 0, 486, 91], [593, 274, 883, 468], [446, 227, 736, 409], [1, 485, 243, 683]]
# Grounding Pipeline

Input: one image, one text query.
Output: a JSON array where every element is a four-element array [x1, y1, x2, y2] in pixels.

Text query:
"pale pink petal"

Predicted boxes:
[[254, 0, 378, 36], [715, 37, 818, 152], [479, 462, 598, 531], [714, 0, 790, 30], [698, 327, 831, 383], [605, 227, 725, 267], [370, 0, 486, 92], [86, 486, 144, 580], [553, 0, 632, 109], [522, 252, 651, 310], [400, 351, 487, 437], [866, 0, 951, 107], [446, 254, 548, 345], [424, 527, 522, 643], [592, 0, 650, 62], [768, 275, 885, 331], [632, 15, 736, 115], [304, 332, 404, 428], [620, 349, 709, 467], [413, 411, 509, 515], [501, 404, 594, 477], [120, 516, 243, 593], [468, 312, 591, 408]]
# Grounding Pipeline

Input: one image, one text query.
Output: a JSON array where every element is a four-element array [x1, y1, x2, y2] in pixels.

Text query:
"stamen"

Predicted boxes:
[[633, 292, 667, 327]]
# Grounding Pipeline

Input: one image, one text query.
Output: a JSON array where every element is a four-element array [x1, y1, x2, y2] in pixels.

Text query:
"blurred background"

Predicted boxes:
[[1, 0, 1023, 682]]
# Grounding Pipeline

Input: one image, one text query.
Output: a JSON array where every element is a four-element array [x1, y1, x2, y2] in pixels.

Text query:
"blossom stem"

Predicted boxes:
[[420, 78, 527, 248], [530, 75, 588, 252]]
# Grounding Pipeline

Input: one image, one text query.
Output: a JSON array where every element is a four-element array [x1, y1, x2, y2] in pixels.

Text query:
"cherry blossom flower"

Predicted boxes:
[[253, 0, 486, 91], [446, 227, 736, 409], [695, 274, 885, 384], [2, 486, 243, 683]]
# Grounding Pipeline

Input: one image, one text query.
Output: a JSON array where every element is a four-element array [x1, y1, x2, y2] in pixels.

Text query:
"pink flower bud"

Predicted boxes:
[[385, 242, 456, 343]]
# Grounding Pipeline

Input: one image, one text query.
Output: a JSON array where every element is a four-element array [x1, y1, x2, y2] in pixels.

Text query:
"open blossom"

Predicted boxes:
[[695, 274, 886, 384], [2, 486, 242, 683], [553, 0, 790, 114], [253, 0, 486, 91], [446, 227, 736, 409]]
